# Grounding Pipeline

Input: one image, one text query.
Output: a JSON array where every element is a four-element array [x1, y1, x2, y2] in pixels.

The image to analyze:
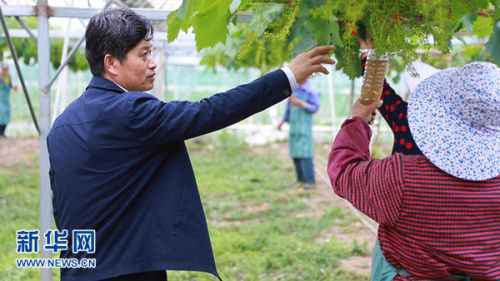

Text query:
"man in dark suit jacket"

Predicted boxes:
[[47, 8, 334, 281]]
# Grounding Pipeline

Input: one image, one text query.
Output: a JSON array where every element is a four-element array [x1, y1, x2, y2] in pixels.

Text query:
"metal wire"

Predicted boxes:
[[0, 5, 40, 134]]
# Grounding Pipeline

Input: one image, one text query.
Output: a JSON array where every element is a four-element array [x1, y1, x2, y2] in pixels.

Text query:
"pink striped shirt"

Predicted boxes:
[[328, 117, 500, 281]]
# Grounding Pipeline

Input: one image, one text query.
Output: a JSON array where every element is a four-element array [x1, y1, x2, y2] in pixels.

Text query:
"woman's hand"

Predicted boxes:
[[351, 98, 380, 124]]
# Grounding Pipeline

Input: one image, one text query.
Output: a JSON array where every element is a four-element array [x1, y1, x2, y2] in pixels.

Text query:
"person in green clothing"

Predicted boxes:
[[278, 79, 320, 189], [0, 63, 15, 137]]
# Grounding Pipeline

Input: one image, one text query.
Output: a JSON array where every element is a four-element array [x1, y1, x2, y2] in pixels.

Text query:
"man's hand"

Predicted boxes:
[[288, 46, 335, 85], [351, 98, 380, 124]]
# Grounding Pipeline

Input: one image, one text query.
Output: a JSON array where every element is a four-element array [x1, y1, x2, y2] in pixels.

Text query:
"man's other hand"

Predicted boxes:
[[288, 46, 336, 85]]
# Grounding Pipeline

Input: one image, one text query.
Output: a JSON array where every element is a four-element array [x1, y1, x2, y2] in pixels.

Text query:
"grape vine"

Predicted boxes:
[[168, 0, 498, 78]]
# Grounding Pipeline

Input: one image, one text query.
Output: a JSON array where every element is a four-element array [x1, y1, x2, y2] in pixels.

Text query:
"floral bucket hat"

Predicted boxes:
[[408, 62, 500, 181]]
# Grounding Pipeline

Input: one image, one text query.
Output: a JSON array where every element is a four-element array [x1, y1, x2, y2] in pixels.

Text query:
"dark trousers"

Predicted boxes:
[[0, 124, 5, 137], [101, 271, 167, 281], [292, 158, 315, 184]]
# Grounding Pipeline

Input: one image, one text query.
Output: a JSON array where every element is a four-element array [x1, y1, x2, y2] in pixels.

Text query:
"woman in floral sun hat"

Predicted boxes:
[[328, 62, 500, 281]]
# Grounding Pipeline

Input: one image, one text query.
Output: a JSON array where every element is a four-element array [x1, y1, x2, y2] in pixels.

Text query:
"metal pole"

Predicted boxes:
[[15, 16, 36, 39], [37, 1, 53, 281], [0, 6, 40, 134], [44, 34, 84, 92], [44, 0, 115, 93], [52, 16, 71, 123], [349, 79, 355, 115], [152, 41, 165, 98], [0, 0, 37, 39], [164, 45, 168, 100]]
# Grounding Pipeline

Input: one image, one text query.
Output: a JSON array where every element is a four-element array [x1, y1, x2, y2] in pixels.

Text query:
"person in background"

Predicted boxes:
[[278, 79, 320, 189], [0, 63, 15, 137]]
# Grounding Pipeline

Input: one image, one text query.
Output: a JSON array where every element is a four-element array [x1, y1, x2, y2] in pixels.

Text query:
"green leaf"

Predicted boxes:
[[192, 0, 232, 51], [290, 26, 315, 56], [167, 10, 182, 42], [472, 16, 494, 37], [494, 0, 500, 20], [330, 20, 343, 48], [450, 0, 469, 20], [334, 44, 362, 79], [486, 21, 500, 65], [166, 0, 203, 42], [307, 18, 331, 45], [179, 0, 201, 31], [456, 0, 489, 14], [192, 0, 493, 77]]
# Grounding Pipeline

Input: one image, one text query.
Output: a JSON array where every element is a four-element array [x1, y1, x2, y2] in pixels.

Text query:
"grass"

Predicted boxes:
[[0, 153, 54, 280], [0, 133, 369, 281]]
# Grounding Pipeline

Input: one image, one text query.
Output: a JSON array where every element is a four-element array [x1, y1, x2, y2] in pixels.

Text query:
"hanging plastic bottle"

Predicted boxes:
[[360, 50, 388, 105]]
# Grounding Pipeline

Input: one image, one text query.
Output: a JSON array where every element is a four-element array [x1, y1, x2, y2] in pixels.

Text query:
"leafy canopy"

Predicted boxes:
[[168, 0, 499, 78]]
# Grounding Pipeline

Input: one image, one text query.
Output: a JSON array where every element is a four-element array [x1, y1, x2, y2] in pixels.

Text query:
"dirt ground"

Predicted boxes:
[[257, 142, 376, 276], [0, 137, 39, 168]]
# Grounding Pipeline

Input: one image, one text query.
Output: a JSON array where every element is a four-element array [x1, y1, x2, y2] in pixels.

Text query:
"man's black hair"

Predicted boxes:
[[85, 8, 153, 76]]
